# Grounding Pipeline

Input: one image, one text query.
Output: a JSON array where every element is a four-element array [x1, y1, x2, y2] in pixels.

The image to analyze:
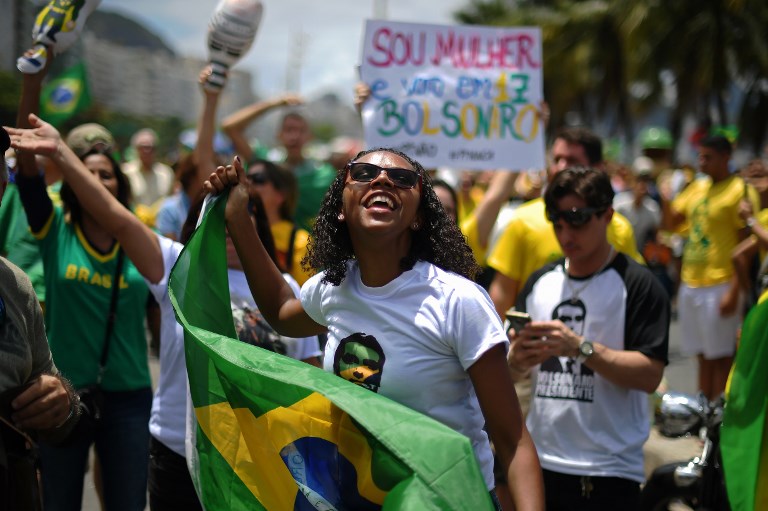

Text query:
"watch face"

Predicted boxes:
[[579, 341, 594, 357]]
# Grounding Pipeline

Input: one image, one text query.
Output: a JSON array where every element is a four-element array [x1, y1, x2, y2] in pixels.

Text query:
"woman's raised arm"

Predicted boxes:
[[7, 114, 163, 283], [205, 156, 324, 338]]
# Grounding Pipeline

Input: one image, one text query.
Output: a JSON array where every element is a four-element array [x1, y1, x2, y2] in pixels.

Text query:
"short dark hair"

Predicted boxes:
[[280, 112, 308, 129], [700, 135, 732, 155], [554, 127, 603, 165], [544, 166, 614, 216]]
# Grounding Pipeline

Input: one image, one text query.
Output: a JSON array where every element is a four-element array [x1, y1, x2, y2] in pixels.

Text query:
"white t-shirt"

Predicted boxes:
[[613, 192, 661, 252], [147, 235, 187, 455], [228, 269, 321, 361], [519, 254, 669, 483], [300, 260, 507, 490]]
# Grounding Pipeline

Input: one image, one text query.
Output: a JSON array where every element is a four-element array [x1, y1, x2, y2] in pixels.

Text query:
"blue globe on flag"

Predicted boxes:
[[48, 78, 82, 113], [40, 62, 91, 126]]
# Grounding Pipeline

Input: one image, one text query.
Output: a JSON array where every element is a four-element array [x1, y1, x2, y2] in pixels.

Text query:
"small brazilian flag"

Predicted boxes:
[[722, 297, 768, 511], [39, 61, 92, 127], [168, 193, 494, 510]]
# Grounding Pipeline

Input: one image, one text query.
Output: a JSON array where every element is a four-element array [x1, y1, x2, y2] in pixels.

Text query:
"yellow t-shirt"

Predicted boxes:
[[672, 176, 760, 287], [460, 214, 485, 265], [487, 198, 644, 285], [754, 208, 768, 261], [270, 220, 312, 286], [457, 185, 485, 225]]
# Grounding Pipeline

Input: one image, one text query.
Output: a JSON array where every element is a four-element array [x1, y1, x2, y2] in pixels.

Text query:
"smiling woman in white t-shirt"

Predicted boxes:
[[205, 148, 545, 511]]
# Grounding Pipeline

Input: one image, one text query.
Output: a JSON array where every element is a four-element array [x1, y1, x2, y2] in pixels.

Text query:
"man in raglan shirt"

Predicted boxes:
[[508, 166, 669, 510]]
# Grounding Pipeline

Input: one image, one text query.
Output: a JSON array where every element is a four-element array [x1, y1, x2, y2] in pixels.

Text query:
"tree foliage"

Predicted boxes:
[[453, 0, 768, 154]]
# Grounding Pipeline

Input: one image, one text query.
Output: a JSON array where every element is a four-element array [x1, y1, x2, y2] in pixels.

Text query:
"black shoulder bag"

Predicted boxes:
[[73, 249, 125, 440]]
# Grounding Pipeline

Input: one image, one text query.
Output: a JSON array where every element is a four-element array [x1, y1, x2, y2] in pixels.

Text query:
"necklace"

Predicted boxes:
[[563, 246, 615, 304]]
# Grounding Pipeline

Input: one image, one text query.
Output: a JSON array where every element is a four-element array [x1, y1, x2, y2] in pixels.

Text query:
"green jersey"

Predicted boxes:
[[292, 159, 337, 232], [1, 184, 41, 300], [34, 207, 151, 391]]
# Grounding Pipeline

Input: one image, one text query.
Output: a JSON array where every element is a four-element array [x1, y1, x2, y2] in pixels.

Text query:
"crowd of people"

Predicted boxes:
[[2, 25, 768, 511]]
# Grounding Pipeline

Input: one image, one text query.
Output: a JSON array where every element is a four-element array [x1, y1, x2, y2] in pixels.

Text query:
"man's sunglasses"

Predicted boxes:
[[345, 161, 420, 189], [247, 173, 268, 185], [547, 207, 606, 227]]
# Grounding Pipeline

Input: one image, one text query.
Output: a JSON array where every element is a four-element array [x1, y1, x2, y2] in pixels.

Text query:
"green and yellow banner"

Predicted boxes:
[[168, 194, 494, 510], [722, 298, 768, 511]]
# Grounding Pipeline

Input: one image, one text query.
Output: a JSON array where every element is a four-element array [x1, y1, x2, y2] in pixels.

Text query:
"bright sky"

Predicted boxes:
[[99, 0, 470, 101]]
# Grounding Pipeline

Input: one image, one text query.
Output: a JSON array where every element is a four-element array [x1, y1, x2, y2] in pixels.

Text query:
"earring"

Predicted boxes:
[[337, 212, 345, 222], [411, 222, 419, 230]]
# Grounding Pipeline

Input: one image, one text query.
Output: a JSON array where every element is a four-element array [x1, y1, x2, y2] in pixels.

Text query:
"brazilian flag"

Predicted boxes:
[[39, 61, 92, 127], [722, 296, 768, 511], [168, 194, 495, 510]]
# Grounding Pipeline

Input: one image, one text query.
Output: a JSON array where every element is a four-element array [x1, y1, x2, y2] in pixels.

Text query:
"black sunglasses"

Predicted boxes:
[[547, 207, 605, 227], [345, 161, 420, 189], [247, 173, 268, 185]]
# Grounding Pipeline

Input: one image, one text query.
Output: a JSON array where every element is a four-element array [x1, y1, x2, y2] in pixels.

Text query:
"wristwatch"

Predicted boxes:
[[577, 339, 594, 363]]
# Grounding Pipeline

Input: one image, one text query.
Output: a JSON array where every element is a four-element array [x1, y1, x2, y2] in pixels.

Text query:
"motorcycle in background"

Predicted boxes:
[[640, 392, 730, 511]]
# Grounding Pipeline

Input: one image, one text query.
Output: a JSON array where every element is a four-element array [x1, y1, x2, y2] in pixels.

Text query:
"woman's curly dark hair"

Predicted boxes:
[[304, 147, 480, 286]]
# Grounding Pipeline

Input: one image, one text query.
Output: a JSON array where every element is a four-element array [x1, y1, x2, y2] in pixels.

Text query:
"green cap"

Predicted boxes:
[[639, 127, 673, 150]]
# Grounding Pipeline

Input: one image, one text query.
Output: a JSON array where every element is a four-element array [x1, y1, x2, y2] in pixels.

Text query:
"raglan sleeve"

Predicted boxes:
[[624, 262, 670, 364]]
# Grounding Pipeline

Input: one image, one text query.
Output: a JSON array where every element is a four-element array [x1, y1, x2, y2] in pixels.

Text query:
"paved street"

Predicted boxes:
[[81, 317, 701, 510]]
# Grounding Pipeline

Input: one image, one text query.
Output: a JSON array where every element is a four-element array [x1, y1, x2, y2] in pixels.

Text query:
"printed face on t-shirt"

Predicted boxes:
[[333, 333, 386, 393], [552, 299, 586, 336], [538, 299, 595, 402]]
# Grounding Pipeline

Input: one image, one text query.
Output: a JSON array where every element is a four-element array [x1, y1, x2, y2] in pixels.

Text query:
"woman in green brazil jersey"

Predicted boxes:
[[8, 97, 320, 509], [12, 113, 156, 511]]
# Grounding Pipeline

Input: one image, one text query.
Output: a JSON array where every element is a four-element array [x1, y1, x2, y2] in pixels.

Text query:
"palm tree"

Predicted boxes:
[[627, 0, 768, 153], [455, 1, 636, 142], [455, 0, 768, 154]]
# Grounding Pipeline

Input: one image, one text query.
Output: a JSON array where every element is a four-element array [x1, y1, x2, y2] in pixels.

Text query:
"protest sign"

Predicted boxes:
[[360, 20, 544, 170]]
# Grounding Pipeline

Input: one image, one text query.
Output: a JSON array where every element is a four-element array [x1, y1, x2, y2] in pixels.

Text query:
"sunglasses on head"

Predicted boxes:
[[547, 207, 606, 227], [345, 161, 420, 189], [247, 172, 268, 185]]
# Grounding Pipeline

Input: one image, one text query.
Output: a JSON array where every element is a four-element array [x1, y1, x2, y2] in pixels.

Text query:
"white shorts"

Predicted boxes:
[[678, 282, 740, 359]]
